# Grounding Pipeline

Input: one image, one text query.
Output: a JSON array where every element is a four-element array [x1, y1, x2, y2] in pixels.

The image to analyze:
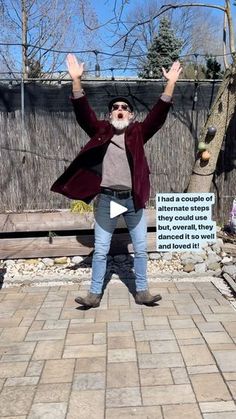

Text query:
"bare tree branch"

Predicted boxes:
[[80, 0, 116, 31], [112, 2, 226, 48], [0, 0, 101, 74]]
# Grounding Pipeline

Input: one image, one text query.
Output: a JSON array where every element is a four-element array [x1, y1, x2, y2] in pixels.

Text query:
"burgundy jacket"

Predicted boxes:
[[51, 95, 171, 211]]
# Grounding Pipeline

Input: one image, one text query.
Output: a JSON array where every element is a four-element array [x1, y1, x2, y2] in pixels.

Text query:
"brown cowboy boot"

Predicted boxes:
[[75, 292, 102, 308], [135, 290, 162, 306]]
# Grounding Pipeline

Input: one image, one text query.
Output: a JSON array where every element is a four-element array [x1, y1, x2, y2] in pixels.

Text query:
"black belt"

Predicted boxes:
[[101, 187, 132, 199]]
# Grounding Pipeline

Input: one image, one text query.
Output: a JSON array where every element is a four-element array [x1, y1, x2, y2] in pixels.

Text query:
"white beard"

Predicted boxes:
[[110, 117, 130, 131]]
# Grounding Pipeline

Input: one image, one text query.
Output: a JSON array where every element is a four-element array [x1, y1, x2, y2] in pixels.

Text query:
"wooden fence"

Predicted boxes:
[[0, 80, 235, 224]]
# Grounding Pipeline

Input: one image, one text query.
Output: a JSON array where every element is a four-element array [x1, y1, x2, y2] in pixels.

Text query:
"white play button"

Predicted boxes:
[[110, 200, 128, 218]]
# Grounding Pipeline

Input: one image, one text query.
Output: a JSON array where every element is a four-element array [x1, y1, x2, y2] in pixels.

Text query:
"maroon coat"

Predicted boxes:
[[51, 95, 171, 211]]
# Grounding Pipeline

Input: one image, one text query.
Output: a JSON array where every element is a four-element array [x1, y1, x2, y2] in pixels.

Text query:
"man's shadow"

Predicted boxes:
[[71, 231, 161, 309], [102, 252, 137, 296], [0, 268, 7, 289], [70, 229, 137, 298]]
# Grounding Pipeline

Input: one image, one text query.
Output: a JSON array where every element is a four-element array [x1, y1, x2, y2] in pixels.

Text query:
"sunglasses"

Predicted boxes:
[[111, 104, 131, 112]]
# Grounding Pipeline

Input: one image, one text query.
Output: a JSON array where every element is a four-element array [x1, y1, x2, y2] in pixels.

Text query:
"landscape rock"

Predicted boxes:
[[42, 258, 54, 266], [162, 253, 172, 261], [183, 263, 195, 273], [194, 263, 206, 273], [0, 241, 235, 291], [149, 253, 161, 260], [221, 256, 233, 264], [206, 254, 221, 266], [71, 256, 84, 264], [222, 264, 236, 278], [54, 257, 68, 264], [207, 262, 221, 271], [25, 259, 39, 265]]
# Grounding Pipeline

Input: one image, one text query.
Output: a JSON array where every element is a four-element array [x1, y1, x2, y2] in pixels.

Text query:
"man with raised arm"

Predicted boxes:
[[51, 54, 182, 308]]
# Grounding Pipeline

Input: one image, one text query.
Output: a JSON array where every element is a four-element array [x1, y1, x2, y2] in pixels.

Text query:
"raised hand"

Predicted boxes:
[[66, 53, 85, 81], [162, 61, 182, 83]]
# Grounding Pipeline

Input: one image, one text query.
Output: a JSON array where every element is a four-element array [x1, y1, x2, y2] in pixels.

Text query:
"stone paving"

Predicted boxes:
[[0, 280, 236, 418]]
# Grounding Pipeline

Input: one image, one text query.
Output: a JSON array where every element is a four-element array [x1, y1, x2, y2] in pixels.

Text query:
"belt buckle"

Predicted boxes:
[[118, 190, 130, 199]]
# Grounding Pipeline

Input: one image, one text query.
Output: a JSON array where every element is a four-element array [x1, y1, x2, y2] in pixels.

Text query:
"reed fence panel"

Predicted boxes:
[[0, 80, 235, 223]]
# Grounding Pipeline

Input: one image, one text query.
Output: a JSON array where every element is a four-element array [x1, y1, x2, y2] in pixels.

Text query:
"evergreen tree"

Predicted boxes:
[[27, 58, 42, 79], [204, 56, 223, 79], [180, 63, 206, 80], [139, 17, 183, 78]]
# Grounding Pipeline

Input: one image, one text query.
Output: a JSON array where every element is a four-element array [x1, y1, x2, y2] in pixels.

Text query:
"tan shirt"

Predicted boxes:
[[101, 133, 132, 190]]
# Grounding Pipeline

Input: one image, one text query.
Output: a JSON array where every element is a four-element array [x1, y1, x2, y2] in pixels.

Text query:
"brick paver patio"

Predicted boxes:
[[0, 280, 236, 418]]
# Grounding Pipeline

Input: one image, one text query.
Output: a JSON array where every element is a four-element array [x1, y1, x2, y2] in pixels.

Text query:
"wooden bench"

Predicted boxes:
[[0, 210, 156, 259]]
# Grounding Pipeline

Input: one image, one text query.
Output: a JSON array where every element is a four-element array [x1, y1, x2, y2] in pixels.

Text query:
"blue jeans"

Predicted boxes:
[[90, 193, 148, 294]]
